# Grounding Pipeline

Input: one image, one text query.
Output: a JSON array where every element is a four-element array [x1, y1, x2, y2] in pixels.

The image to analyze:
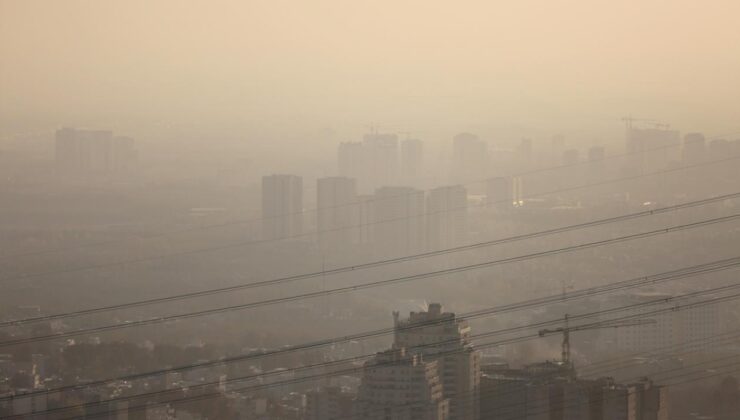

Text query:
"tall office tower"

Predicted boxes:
[[337, 133, 400, 193], [452, 133, 487, 190], [707, 138, 731, 161], [305, 387, 355, 420], [77, 129, 113, 172], [261, 174, 303, 240], [625, 128, 681, 172], [682, 132, 706, 165], [426, 185, 468, 251], [55, 127, 137, 175], [485, 177, 513, 211], [481, 363, 669, 420], [55, 127, 79, 173], [372, 186, 425, 255], [353, 194, 375, 246], [354, 348, 449, 420], [393, 303, 481, 420], [363, 133, 400, 191], [55, 127, 114, 174], [627, 378, 667, 420], [400, 138, 424, 183], [338, 141, 364, 180], [316, 177, 357, 248]]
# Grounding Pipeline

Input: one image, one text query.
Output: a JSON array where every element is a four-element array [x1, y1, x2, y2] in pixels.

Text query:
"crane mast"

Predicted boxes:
[[539, 314, 656, 365]]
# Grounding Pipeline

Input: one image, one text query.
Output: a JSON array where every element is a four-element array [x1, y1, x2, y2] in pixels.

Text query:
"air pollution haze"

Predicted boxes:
[[0, 1, 739, 419]]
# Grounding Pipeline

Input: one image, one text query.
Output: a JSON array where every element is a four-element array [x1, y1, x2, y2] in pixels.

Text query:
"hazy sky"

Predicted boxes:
[[2, 0, 739, 141]]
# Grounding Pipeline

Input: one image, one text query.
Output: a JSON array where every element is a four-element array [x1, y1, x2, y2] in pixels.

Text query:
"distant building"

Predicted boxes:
[[338, 142, 364, 177], [628, 378, 668, 420], [625, 128, 681, 172], [337, 133, 400, 193], [393, 303, 481, 420], [261, 174, 303, 240], [55, 127, 137, 175], [426, 185, 468, 250], [480, 363, 667, 420], [363, 133, 399, 191], [305, 386, 354, 420], [317, 177, 357, 249], [401, 138, 424, 182], [353, 194, 376, 246], [372, 186, 425, 255], [707, 138, 731, 161], [682, 132, 706, 165], [452, 133, 487, 188], [355, 348, 449, 420], [588, 146, 606, 162]]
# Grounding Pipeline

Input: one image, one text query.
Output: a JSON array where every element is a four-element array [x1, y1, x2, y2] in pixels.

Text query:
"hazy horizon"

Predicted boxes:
[[3, 0, 740, 150]]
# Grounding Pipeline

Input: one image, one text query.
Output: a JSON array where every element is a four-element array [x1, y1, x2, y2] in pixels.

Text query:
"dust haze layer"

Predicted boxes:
[[2, 0, 740, 148]]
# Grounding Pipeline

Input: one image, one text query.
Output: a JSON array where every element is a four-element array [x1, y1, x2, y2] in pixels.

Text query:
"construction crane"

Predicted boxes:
[[539, 315, 656, 365], [621, 115, 656, 130], [621, 116, 670, 131]]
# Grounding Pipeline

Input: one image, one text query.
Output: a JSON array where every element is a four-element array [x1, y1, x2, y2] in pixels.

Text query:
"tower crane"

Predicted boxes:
[[621, 116, 670, 131], [621, 115, 656, 130], [539, 314, 656, 365]]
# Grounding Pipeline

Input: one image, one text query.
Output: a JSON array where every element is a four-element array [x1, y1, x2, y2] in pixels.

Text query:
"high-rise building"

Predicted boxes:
[[426, 185, 467, 251], [682, 132, 706, 165], [393, 303, 480, 420], [627, 378, 668, 420], [317, 177, 357, 248], [363, 133, 400, 191], [355, 348, 449, 420], [401, 138, 424, 183], [707, 138, 731, 161], [338, 142, 364, 180], [261, 174, 303, 240], [352, 194, 376, 246], [588, 146, 606, 162], [337, 133, 401, 193], [625, 128, 681, 172], [56, 127, 138, 175], [372, 186, 425, 255], [480, 363, 667, 420], [452, 133, 487, 189]]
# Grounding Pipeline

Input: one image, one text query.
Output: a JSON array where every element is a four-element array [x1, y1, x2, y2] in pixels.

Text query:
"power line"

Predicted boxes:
[[3, 212, 738, 347], [4, 191, 738, 328], [5, 256, 737, 402], [3, 154, 737, 286]]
